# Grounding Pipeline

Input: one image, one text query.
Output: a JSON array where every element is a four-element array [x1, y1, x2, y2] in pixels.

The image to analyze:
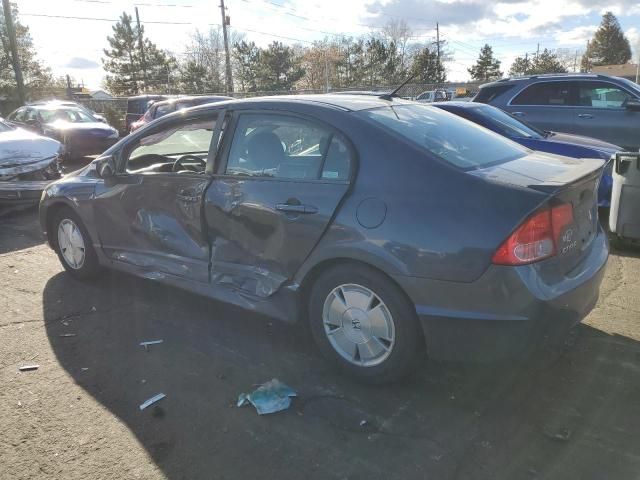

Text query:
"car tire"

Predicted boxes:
[[308, 263, 424, 383], [51, 208, 101, 279]]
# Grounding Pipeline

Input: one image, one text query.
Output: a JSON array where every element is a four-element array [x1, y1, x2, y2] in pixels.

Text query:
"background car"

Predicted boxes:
[[130, 95, 233, 132], [40, 95, 608, 382], [125, 94, 168, 132], [6, 104, 119, 160], [473, 73, 640, 151], [432, 101, 620, 206], [0, 118, 61, 204], [415, 89, 449, 103], [29, 99, 107, 123]]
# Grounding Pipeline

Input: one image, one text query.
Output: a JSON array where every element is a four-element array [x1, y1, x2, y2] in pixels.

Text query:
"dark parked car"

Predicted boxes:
[[0, 118, 61, 204], [39, 95, 608, 382], [29, 99, 107, 123], [125, 95, 168, 131], [474, 73, 640, 151], [130, 95, 233, 132], [6, 105, 119, 160], [432, 101, 620, 206]]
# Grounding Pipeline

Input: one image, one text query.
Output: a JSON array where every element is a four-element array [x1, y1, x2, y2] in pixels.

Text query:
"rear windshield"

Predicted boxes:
[[39, 108, 96, 123], [358, 104, 527, 169], [472, 106, 545, 139]]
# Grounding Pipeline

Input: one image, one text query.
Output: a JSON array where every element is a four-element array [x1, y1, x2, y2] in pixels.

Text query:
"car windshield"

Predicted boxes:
[[359, 104, 527, 169], [39, 108, 97, 123], [473, 106, 546, 139]]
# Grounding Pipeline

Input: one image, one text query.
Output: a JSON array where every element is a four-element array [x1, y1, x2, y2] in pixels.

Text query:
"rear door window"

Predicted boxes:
[[359, 104, 527, 169], [511, 81, 578, 106], [224, 113, 352, 181], [473, 84, 515, 103], [578, 81, 633, 109]]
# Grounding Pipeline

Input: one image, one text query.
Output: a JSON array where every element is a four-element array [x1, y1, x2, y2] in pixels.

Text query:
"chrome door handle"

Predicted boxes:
[[276, 203, 318, 214], [177, 192, 199, 203], [512, 111, 525, 117], [578, 113, 594, 119]]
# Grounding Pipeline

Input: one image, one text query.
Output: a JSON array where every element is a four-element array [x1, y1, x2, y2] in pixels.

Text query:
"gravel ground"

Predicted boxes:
[[1, 205, 639, 480]]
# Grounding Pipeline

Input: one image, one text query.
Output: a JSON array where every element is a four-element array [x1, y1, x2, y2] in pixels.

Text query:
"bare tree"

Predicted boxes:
[[382, 19, 412, 75]]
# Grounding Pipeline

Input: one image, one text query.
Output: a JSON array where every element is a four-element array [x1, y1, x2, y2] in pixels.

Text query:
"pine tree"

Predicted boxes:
[[468, 44, 502, 81], [509, 49, 566, 76], [232, 40, 260, 92], [256, 41, 304, 92], [102, 12, 175, 95], [581, 12, 631, 68], [411, 46, 446, 83]]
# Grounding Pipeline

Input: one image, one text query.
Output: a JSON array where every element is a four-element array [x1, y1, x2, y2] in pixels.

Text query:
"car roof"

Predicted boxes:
[[153, 95, 233, 107], [433, 101, 490, 110], [191, 94, 412, 113], [31, 104, 84, 111], [479, 73, 625, 89]]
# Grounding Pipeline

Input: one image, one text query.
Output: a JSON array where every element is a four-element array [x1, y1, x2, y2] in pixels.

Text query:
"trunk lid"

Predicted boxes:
[[471, 152, 603, 273]]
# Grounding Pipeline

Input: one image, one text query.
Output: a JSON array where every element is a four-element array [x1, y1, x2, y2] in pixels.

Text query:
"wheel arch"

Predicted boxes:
[[297, 256, 418, 322]]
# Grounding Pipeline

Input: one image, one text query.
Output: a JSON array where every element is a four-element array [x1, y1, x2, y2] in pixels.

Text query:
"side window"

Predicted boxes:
[[125, 117, 216, 174], [8, 108, 24, 121], [24, 109, 38, 122], [225, 113, 352, 181], [474, 84, 515, 104], [154, 104, 174, 119], [511, 81, 577, 106], [578, 81, 633, 109]]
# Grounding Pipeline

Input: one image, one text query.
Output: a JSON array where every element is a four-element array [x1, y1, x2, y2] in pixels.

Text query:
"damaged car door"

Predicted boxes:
[[93, 112, 219, 282], [204, 111, 353, 297]]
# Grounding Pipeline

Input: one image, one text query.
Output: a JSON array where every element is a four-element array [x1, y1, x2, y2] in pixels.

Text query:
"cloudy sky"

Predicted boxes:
[[17, 0, 640, 90]]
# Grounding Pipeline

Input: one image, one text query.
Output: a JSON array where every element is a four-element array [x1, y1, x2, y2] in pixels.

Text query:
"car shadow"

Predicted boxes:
[[0, 206, 44, 254], [42, 270, 640, 480]]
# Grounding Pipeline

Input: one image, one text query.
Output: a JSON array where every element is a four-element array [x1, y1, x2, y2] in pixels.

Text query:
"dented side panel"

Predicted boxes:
[[204, 177, 349, 298], [94, 174, 212, 283]]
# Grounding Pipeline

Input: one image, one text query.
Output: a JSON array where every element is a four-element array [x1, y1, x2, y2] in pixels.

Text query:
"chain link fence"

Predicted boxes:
[[75, 81, 484, 134]]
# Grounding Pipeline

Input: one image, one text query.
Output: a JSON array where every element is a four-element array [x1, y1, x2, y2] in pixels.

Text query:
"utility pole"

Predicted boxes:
[[135, 7, 148, 91], [636, 40, 640, 84], [2, 0, 25, 104], [573, 50, 578, 72], [536, 43, 540, 61], [324, 50, 329, 93], [220, 0, 234, 93], [436, 22, 440, 63], [66, 74, 72, 99]]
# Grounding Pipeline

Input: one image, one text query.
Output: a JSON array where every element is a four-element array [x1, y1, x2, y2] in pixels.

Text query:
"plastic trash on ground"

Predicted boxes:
[[237, 379, 297, 415]]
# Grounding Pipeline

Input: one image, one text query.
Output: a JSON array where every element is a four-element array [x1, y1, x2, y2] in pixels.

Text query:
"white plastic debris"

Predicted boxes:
[[139, 339, 163, 351], [139, 393, 166, 410], [18, 365, 39, 372]]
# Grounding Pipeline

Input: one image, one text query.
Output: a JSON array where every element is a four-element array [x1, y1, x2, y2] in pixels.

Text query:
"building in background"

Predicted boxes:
[[592, 63, 639, 83]]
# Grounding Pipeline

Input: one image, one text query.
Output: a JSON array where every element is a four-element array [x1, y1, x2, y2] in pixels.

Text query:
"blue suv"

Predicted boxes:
[[474, 74, 640, 151]]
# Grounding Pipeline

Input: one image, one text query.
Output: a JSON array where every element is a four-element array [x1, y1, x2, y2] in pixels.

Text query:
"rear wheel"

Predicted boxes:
[[309, 264, 423, 383], [51, 208, 101, 279]]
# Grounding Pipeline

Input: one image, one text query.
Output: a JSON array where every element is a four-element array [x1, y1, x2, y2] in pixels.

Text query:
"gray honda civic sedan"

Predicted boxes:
[[39, 94, 608, 382]]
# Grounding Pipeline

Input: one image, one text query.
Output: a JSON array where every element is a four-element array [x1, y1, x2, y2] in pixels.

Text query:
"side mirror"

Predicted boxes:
[[96, 156, 116, 178], [625, 98, 640, 111]]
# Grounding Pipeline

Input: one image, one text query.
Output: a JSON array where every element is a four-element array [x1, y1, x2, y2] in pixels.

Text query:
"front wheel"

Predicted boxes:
[[308, 264, 424, 383], [51, 208, 101, 279]]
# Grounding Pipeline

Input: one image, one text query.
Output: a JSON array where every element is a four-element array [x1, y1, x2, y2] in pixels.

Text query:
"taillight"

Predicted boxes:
[[492, 204, 574, 266]]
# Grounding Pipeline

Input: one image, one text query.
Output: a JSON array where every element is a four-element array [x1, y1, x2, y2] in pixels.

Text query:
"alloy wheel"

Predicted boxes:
[[57, 219, 86, 269], [322, 283, 396, 367]]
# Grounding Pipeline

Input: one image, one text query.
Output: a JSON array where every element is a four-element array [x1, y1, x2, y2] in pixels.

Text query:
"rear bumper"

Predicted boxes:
[[393, 229, 609, 361], [0, 180, 50, 205]]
